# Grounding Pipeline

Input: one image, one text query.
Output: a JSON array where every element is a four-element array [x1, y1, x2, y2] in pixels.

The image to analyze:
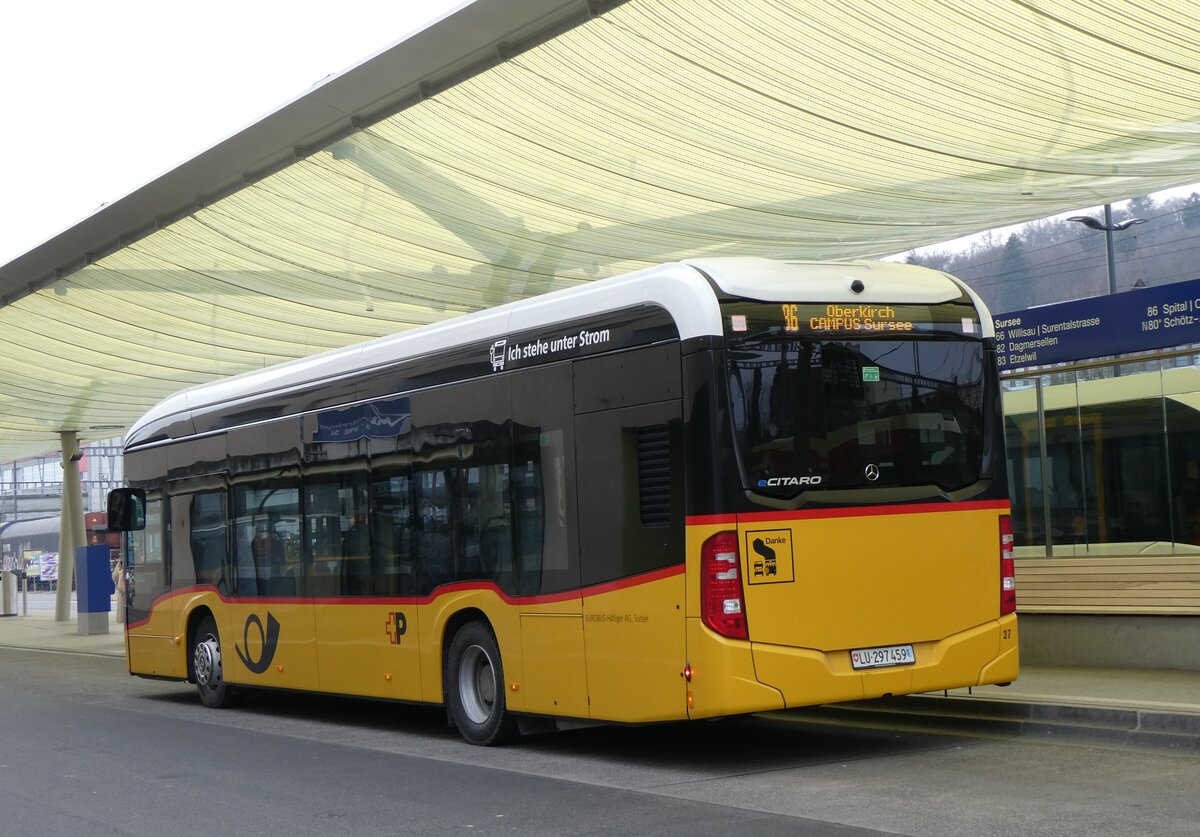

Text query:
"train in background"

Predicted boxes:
[[1003, 364, 1200, 557], [0, 511, 123, 589]]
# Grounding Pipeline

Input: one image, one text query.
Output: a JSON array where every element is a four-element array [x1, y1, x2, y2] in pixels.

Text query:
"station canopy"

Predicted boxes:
[[1, 0, 1199, 460]]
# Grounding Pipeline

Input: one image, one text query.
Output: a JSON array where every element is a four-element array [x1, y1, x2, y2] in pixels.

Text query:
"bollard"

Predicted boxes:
[[1, 570, 15, 616]]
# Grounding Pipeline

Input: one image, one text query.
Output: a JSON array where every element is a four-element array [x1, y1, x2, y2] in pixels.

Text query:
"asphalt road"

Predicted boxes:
[[1, 647, 1196, 836]]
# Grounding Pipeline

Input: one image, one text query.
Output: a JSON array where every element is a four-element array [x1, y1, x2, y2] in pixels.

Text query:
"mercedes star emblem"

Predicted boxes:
[[864, 463, 880, 481]]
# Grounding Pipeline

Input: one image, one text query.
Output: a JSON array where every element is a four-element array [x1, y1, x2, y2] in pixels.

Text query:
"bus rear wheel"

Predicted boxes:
[[192, 615, 239, 709], [446, 621, 518, 746]]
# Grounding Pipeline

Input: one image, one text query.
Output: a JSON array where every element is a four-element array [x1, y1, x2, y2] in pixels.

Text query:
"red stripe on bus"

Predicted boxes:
[[580, 563, 684, 597], [734, 499, 1010, 524], [685, 514, 738, 526], [124, 564, 687, 627]]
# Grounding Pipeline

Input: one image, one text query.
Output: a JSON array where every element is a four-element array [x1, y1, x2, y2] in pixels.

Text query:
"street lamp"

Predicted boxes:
[[1067, 204, 1147, 295]]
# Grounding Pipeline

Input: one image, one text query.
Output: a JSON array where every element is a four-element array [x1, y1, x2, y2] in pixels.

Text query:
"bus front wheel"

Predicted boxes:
[[446, 621, 518, 745], [192, 615, 240, 709]]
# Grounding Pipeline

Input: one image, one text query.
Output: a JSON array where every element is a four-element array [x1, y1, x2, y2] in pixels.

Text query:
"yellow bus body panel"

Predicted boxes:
[[685, 503, 1018, 716], [684, 619, 785, 718], [417, 587, 521, 706], [314, 603, 423, 701], [217, 601, 319, 692], [517, 593, 589, 718], [751, 613, 1018, 706], [739, 504, 1003, 650], [127, 500, 1017, 726], [125, 590, 185, 679], [580, 568, 685, 722]]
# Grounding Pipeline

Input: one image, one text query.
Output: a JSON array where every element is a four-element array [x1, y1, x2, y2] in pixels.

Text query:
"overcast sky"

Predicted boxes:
[[0, 0, 467, 268]]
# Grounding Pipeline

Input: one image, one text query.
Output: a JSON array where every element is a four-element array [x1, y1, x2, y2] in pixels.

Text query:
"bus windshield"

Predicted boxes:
[[724, 300, 988, 497]]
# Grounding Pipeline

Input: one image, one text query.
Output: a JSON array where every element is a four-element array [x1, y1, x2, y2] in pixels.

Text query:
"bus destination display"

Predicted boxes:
[[793, 303, 916, 334], [761, 303, 977, 336]]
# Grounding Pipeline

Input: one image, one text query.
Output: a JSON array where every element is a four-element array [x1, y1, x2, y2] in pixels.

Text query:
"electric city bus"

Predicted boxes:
[[108, 257, 1018, 745]]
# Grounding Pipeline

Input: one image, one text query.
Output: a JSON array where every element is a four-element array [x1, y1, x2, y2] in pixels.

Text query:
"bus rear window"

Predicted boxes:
[[725, 305, 987, 496]]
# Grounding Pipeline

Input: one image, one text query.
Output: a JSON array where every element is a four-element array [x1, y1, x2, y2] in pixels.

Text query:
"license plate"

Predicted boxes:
[[850, 644, 916, 670]]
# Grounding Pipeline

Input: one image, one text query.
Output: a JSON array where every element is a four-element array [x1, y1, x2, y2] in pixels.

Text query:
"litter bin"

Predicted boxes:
[[1, 570, 16, 616]]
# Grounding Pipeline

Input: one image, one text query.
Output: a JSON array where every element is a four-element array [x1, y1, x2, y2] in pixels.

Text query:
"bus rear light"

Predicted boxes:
[[999, 514, 1016, 616], [701, 531, 749, 640]]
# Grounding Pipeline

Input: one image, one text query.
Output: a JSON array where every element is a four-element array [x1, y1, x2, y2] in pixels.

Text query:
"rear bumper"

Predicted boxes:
[[753, 614, 1019, 708], [685, 614, 1019, 718]]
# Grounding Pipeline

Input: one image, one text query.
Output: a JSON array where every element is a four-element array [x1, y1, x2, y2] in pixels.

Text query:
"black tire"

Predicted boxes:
[[446, 621, 519, 746], [192, 615, 240, 709]]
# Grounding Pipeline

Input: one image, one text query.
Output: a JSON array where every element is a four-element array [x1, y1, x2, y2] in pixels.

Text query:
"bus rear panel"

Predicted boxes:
[[682, 289, 1017, 716]]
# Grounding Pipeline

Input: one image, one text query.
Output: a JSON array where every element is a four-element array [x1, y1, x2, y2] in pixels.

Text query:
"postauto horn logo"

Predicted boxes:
[[758, 476, 823, 488]]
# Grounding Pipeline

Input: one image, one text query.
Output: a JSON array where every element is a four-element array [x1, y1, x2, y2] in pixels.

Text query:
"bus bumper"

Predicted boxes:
[[751, 614, 1020, 707]]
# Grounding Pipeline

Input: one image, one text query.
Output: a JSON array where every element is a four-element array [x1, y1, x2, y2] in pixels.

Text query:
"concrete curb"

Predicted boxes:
[[772, 694, 1200, 755], [0, 642, 124, 659]]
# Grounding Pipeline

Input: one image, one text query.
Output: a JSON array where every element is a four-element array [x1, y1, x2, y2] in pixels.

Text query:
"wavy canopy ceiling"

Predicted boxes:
[[2, 0, 1199, 459]]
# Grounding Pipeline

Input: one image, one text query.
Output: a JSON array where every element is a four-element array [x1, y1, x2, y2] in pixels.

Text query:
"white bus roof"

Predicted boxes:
[[127, 258, 989, 446]]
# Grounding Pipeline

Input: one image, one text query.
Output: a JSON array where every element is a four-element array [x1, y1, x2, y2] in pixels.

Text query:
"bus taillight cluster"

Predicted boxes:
[[1000, 515, 1017, 616], [701, 531, 748, 640]]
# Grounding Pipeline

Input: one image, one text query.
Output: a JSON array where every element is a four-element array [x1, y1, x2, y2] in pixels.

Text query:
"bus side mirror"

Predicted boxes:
[[108, 488, 147, 531]]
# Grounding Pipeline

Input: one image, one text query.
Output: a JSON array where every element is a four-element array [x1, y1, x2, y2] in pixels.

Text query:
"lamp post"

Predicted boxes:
[[1067, 204, 1146, 294]]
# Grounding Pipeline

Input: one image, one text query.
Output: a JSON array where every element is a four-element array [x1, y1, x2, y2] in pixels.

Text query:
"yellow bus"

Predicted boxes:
[[108, 257, 1017, 745]]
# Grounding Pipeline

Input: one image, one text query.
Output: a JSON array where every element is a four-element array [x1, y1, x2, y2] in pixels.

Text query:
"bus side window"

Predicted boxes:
[[304, 473, 368, 596], [126, 494, 167, 623], [170, 490, 229, 592], [411, 377, 513, 595], [512, 364, 579, 596], [370, 469, 413, 596], [233, 480, 301, 597]]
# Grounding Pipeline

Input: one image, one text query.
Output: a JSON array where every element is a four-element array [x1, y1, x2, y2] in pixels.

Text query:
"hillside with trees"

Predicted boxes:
[[900, 192, 1200, 316]]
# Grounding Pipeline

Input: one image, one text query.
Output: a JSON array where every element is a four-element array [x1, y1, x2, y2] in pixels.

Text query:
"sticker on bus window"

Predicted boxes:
[[862, 366, 880, 382], [743, 529, 794, 585], [730, 314, 747, 332]]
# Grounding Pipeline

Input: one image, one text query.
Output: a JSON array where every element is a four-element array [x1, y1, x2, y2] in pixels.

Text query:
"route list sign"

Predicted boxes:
[[994, 276, 1200, 371]]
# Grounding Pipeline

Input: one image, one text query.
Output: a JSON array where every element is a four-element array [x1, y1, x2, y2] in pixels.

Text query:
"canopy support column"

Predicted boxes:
[[54, 432, 86, 622]]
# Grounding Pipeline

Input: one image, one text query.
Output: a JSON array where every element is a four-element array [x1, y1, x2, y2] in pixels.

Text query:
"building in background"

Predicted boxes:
[[0, 439, 124, 523]]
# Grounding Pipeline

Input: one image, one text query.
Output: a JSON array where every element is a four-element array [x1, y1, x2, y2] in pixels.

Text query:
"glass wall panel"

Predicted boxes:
[[1035, 370, 1087, 555], [1075, 364, 1170, 553], [1163, 363, 1200, 553], [1002, 379, 1046, 555], [1004, 357, 1188, 558]]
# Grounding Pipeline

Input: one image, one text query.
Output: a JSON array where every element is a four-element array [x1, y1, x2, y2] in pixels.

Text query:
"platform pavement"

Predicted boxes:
[[0, 603, 125, 657], [2, 605, 1198, 749], [810, 665, 1200, 753]]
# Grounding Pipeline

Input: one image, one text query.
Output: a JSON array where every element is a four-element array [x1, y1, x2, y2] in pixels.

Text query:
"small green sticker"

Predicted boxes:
[[862, 366, 880, 382]]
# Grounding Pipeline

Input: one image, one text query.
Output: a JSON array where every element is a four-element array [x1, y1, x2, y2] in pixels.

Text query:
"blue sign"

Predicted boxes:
[[994, 276, 1200, 371], [314, 397, 411, 442]]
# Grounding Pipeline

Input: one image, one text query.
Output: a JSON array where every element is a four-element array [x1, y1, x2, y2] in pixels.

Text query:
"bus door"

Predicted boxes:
[[511, 366, 588, 718], [125, 491, 176, 676], [573, 346, 686, 723], [310, 454, 424, 703], [161, 486, 227, 682], [226, 476, 319, 692]]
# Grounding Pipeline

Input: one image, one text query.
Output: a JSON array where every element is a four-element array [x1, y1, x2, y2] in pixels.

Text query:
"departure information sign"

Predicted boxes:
[[993, 276, 1200, 370]]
